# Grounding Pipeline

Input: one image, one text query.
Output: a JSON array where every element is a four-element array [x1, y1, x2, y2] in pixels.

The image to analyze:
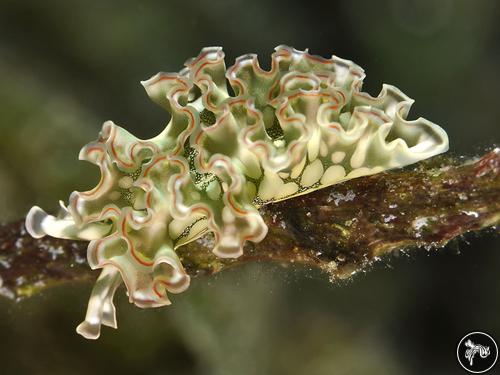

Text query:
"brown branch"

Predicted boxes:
[[0, 149, 499, 300]]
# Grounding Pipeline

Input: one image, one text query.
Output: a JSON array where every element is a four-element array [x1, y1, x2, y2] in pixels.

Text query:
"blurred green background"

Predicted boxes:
[[0, 0, 499, 374]]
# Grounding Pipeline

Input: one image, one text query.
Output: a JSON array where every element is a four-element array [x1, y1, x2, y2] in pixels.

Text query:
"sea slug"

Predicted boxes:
[[25, 45, 449, 339]]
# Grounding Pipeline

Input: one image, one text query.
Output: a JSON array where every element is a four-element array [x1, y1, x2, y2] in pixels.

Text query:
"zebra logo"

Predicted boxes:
[[457, 332, 498, 373]]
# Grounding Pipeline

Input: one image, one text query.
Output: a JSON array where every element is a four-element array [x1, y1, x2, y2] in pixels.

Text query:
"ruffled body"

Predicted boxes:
[[26, 46, 449, 339]]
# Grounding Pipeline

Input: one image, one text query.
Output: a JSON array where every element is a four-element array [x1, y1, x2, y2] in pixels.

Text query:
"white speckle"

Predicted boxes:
[[328, 190, 356, 206], [324, 261, 338, 282], [47, 246, 65, 260], [74, 252, 86, 265], [383, 214, 397, 223], [16, 276, 26, 286], [413, 217, 429, 230], [197, 234, 215, 248], [458, 193, 468, 201], [413, 217, 430, 237], [462, 211, 479, 218], [15, 238, 24, 249], [344, 218, 356, 227], [0, 287, 15, 300], [0, 259, 11, 269], [34, 280, 46, 288], [389, 203, 398, 209]]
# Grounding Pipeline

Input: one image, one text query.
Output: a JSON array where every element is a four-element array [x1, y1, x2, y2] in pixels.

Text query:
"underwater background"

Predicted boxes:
[[0, 0, 499, 374]]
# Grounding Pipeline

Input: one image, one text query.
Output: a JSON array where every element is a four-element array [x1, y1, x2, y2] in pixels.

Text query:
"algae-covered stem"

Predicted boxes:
[[1, 149, 498, 301]]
